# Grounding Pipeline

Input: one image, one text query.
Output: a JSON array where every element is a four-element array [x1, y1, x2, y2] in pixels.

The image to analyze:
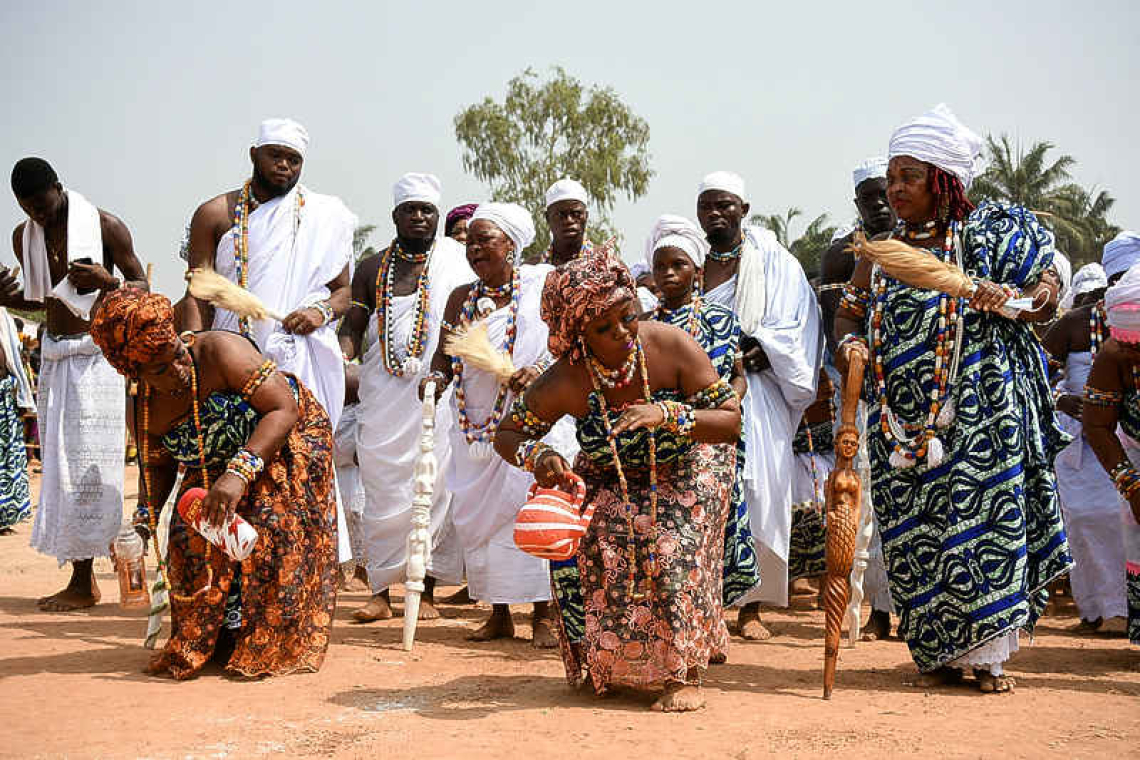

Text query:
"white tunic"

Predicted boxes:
[[447, 264, 554, 604], [706, 230, 823, 607], [356, 239, 473, 591], [1056, 351, 1128, 621]]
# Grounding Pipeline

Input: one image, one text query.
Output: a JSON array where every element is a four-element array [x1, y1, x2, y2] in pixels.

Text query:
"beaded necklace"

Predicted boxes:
[[375, 239, 434, 377], [139, 354, 214, 602], [654, 295, 703, 340], [901, 219, 938, 241], [232, 180, 304, 339], [869, 220, 965, 468], [706, 238, 744, 263], [586, 337, 657, 600], [1090, 300, 1107, 357], [588, 349, 638, 389], [540, 239, 594, 265], [452, 267, 521, 457]]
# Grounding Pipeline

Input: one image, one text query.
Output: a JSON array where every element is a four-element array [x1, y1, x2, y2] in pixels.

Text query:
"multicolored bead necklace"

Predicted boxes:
[[139, 353, 214, 603], [540, 238, 594, 265], [232, 180, 304, 339], [588, 348, 638, 389], [706, 238, 744, 263], [375, 239, 434, 377], [901, 219, 938, 241], [654, 294, 703, 340], [586, 337, 658, 600], [452, 267, 521, 457], [869, 220, 965, 468], [1090, 300, 1107, 357]]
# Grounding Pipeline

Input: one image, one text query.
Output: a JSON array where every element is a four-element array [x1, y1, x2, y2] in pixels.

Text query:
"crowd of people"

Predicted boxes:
[[2, 104, 1138, 710]]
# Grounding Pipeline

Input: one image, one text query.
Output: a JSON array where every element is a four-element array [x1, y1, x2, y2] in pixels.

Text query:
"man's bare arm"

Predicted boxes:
[[0, 225, 46, 312], [101, 211, 148, 289], [178, 199, 227, 332]]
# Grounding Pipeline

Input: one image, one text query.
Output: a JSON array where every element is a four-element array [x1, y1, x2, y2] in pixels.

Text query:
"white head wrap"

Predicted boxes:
[[1102, 231, 1140, 280], [392, 172, 442, 209], [887, 103, 984, 189], [643, 214, 709, 271], [470, 202, 536, 256], [697, 171, 746, 201], [1060, 262, 1108, 310], [1053, 250, 1072, 307], [255, 118, 309, 159], [1104, 263, 1140, 338], [544, 178, 588, 209], [852, 157, 889, 191]]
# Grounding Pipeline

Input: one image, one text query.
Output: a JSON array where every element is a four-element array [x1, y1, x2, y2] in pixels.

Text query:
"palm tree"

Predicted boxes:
[[751, 208, 837, 279], [353, 224, 378, 263], [971, 135, 1075, 209], [1045, 184, 1120, 266]]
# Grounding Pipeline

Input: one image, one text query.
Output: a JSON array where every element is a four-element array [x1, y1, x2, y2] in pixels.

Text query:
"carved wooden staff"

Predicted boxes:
[[823, 351, 866, 699], [402, 378, 437, 651]]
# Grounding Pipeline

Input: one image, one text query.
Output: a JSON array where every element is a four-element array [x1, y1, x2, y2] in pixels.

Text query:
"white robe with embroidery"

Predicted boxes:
[[706, 227, 823, 606], [447, 264, 556, 604], [356, 239, 472, 592]]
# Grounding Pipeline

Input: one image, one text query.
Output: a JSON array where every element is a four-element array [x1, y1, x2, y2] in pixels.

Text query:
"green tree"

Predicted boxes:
[[454, 66, 653, 260], [1044, 184, 1120, 266], [750, 208, 837, 279], [353, 223, 377, 263]]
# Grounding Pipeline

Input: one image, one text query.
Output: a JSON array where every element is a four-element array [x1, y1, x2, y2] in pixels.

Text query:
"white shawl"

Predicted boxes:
[[20, 189, 103, 319]]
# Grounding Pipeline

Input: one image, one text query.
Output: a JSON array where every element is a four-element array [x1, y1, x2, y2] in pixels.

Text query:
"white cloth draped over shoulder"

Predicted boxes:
[[20, 189, 103, 319], [1054, 351, 1128, 621], [706, 226, 824, 606], [447, 264, 554, 604], [213, 184, 355, 430], [356, 238, 472, 592], [30, 334, 125, 563], [0, 309, 33, 409]]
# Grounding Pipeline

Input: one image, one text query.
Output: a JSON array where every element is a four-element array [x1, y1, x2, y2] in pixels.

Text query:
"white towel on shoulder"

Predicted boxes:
[[21, 189, 102, 318]]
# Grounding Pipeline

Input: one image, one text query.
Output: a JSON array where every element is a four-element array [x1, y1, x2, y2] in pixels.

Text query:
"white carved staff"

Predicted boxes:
[[402, 378, 437, 651]]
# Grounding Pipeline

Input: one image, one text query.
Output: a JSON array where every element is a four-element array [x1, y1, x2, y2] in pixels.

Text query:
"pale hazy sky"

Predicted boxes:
[[2, 1, 1136, 298]]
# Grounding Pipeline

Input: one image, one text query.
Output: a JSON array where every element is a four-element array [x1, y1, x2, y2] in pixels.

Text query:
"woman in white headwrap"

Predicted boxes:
[[1082, 262, 1140, 653], [835, 104, 1072, 692], [420, 203, 560, 647]]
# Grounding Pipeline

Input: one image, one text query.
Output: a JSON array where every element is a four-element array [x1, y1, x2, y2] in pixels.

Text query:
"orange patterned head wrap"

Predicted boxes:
[[539, 242, 636, 364], [89, 287, 179, 377]]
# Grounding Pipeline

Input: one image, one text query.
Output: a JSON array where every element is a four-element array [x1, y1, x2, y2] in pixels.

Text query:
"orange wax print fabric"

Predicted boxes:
[[147, 379, 337, 679]]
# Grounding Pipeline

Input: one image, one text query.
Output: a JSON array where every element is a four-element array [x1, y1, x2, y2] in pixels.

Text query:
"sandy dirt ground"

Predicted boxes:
[[1, 464, 1138, 759]]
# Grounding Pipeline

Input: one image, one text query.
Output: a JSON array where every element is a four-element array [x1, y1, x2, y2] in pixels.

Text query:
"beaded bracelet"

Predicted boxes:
[[839, 284, 871, 319], [837, 333, 869, 357], [515, 440, 557, 473], [1109, 461, 1140, 499], [1084, 384, 1123, 407], [508, 396, 554, 438], [349, 299, 371, 312], [241, 360, 277, 398], [656, 400, 696, 437], [687, 377, 736, 410], [313, 299, 335, 325], [226, 448, 265, 486]]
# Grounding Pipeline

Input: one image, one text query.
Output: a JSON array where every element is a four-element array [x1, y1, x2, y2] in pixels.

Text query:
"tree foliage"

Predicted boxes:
[[971, 135, 1118, 266], [750, 208, 837, 279], [454, 67, 653, 259], [353, 224, 377, 263]]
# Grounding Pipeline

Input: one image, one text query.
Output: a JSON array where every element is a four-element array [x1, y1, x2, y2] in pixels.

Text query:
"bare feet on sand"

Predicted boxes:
[[418, 598, 441, 620], [353, 592, 393, 622], [441, 586, 475, 605], [652, 681, 705, 712], [38, 560, 99, 612], [974, 669, 1016, 693], [468, 605, 514, 641], [737, 604, 772, 640], [914, 666, 964, 688], [1071, 617, 1102, 634], [861, 609, 892, 641], [1098, 616, 1128, 636], [531, 609, 557, 649]]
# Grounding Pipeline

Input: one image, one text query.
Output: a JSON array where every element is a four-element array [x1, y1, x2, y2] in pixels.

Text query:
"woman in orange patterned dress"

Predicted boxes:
[[90, 287, 337, 679]]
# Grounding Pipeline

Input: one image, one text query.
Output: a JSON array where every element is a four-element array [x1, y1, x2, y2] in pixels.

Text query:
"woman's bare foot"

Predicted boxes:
[[38, 560, 99, 611], [352, 592, 393, 622], [468, 605, 514, 641], [914, 666, 964, 688], [1098, 616, 1128, 636], [417, 598, 441, 620], [737, 604, 772, 640], [861, 609, 892, 641], [651, 682, 705, 712], [531, 611, 558, 649], [1071, 617, 1102, 634], [974, 669, 1015, 693]]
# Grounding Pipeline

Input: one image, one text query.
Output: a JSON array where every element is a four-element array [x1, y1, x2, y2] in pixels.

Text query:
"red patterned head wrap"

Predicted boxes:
[[539, 241, 635, 364], [89, 287, 179, 377]]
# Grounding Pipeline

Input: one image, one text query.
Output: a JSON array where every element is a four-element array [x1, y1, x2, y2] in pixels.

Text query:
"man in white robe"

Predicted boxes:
[[180, 118, 356, 561], [697, 171, 823, 639], [340, 173, 471, 620], [3, 157, 147, 610]]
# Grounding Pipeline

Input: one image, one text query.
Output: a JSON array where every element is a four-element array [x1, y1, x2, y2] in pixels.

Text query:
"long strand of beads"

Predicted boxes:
[[375, 239, 433, 377], [870, 220, 964, 468], [587, 338, 657, 601], [654, 294, 703, 340], [1090, 300, 1107, 357], [452, 267, 521, 457], [232, 181, 303, 340]]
